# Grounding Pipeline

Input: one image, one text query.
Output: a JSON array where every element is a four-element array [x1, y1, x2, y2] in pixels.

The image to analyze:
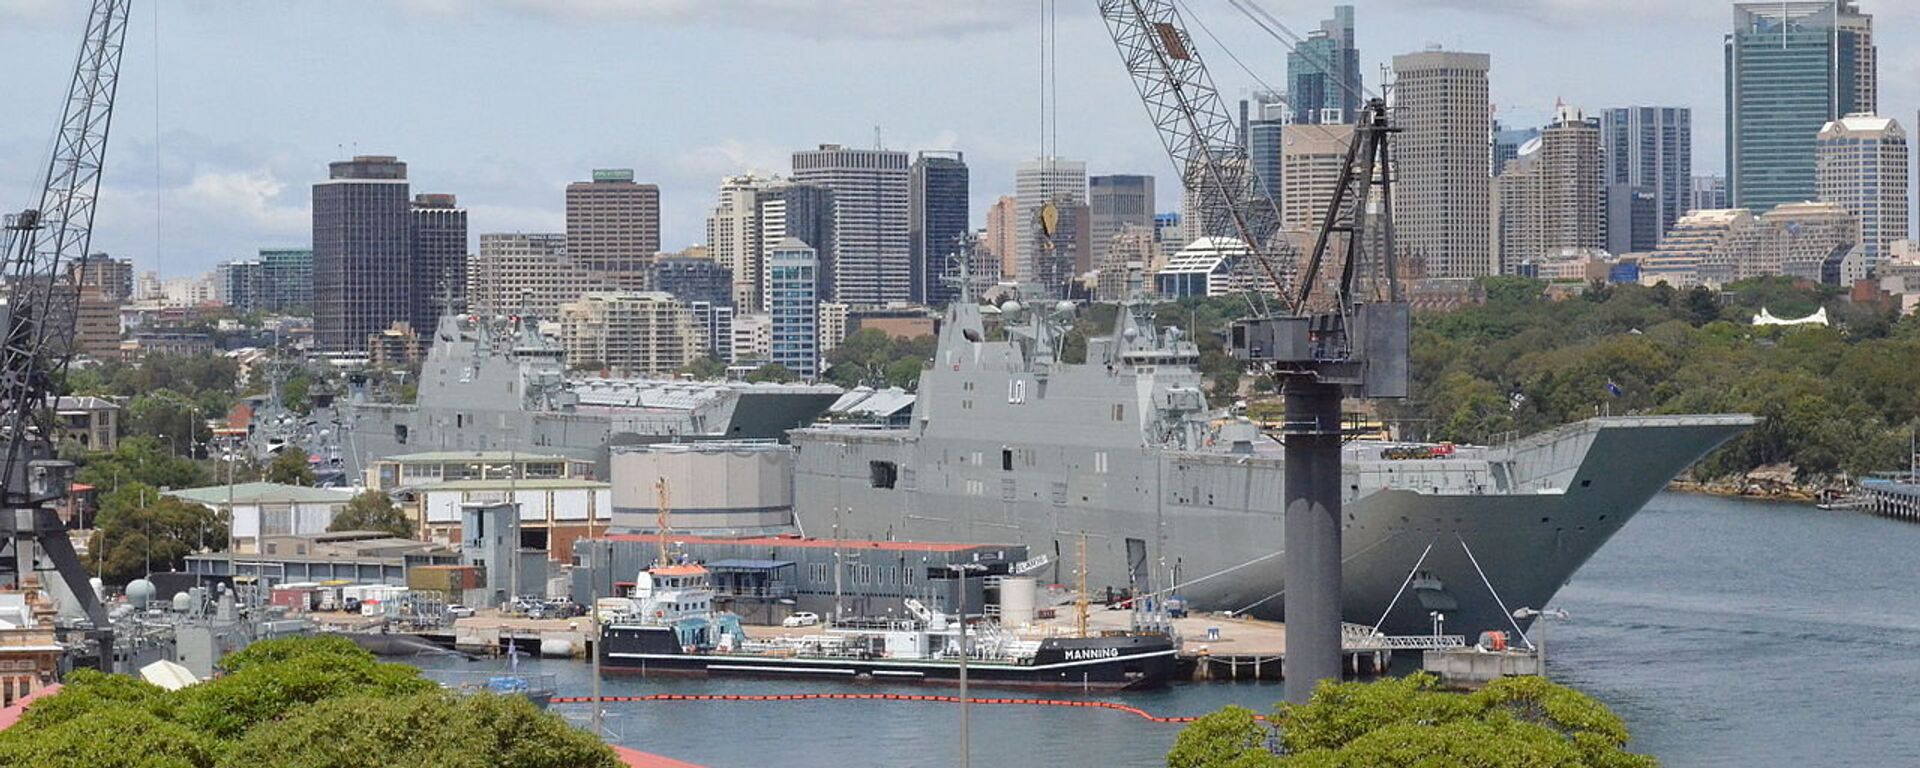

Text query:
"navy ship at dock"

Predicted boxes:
[[598, 564, 1177, 690], [788, 291, 1759, 641], [334, 315, 842, 478]]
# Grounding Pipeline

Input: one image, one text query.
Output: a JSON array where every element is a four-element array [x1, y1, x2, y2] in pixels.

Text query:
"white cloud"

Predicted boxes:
[[167, 169, 308, 236], [669, 139, 791, 180], [389, 0, 1033, 38], [0, 0, 59, 22]]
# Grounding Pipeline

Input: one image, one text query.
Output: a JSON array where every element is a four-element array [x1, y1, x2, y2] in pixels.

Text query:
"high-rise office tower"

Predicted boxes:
[[1287, 5, 1361, 124], [1602, 107, 1692, 254], [1726, 1, 1876, 211], [1089, 175, 1156, 275], [707, 173, 776, 311], [1691, 175, 1730, 211], [791, 144, 911, 306], [260, 248, 313, 311], [467, 233, 601, 320], [1491, 122, 1541, 177], [1015, 158, 1088, 291], [1493, 105, 1606, 273], [759, 181, 837, 302], [565, 169, 661, 289], [410, 193, 468, 335], [651, 254, 734, 307], [766, 239, 820, 378], [1816, 114, 1907, 268], [313, 155, 412, 352], [1392, 50, 1493, 278], [1244, 99, 1286, 213], [1280, 124, 1357, 233], [909, 151, 970, 306], [986, 196, 1019, 279]]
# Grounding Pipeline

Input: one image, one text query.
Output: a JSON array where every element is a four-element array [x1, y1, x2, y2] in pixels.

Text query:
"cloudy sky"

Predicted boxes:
[[2, 0, 1916, 277]]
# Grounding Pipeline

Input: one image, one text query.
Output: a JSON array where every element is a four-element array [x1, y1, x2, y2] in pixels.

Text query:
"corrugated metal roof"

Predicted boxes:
[[167, 482, 354, 506]]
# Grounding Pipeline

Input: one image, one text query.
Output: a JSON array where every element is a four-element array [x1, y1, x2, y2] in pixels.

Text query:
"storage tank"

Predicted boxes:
[[610, 443, 795, 532], [998, 576, 1037, 626]]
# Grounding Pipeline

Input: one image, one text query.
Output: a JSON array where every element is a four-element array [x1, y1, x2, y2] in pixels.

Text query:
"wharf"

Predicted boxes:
[[308, 612, 594, 657], [1022, 609, 1392, 681]]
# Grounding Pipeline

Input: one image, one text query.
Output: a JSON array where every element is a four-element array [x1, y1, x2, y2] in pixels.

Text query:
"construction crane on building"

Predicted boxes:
[[0, 0, 135, 670], [1096, 0, 1408, 704]]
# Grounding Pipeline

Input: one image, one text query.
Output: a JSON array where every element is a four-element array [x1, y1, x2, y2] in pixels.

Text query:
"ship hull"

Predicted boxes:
[[791, 416, 1755, 640], [600, 626, 1177, 690]]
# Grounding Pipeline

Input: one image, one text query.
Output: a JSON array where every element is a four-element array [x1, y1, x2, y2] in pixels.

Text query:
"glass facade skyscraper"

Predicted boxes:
[[1725, 1, 1875, 212], [313, 155, 411, 352], [909, 151, 970, 306], [1603, 107, 1692, 253], [767, 239, 820, 379], [1286, 6, 1360, 125]]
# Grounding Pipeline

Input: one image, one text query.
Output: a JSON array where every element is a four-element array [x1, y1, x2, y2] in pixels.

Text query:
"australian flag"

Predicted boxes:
[[1605, 379, 1624, 398]]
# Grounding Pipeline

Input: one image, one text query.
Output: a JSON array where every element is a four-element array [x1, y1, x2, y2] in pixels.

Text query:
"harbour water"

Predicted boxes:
[[409, 492, 1920, 766]]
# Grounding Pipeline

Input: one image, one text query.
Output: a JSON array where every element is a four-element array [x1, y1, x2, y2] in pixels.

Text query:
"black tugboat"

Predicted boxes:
[[598, 565, 1176, 690]]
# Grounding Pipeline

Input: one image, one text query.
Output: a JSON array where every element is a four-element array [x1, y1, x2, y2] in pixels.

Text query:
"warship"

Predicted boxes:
[[788, 292, 1758, 639], [334, 315, 842, 478]]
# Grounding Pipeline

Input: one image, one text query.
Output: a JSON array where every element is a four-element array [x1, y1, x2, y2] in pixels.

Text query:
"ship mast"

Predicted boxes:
[[1076, 533, 1089, 638], [654, 477, 671, 566]]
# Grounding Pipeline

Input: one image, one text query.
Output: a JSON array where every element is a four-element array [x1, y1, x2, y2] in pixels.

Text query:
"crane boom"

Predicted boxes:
[[1096, 0, 1294, 311], [1097, 0, 1408, 706], [0, 0, 134, 667]]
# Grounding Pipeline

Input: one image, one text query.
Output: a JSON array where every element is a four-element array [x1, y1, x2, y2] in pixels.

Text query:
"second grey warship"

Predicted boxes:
[[336, 315, 842, 478], [789, 294, 1756, 639]]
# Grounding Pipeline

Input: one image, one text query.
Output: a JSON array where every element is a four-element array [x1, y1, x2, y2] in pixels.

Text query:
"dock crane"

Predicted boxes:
[[0, 0, 134, 669], [1097, 0, 1408, 703]]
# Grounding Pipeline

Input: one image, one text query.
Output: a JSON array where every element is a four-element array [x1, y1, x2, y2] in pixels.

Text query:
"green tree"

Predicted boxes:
[[219, 692, 619, 768], [1168, 674, 1655, 768], [679, 355, 727, 380], [746, 362, 798, 383], [75, 436, 210, 492], [127, 389, 211, 455], [0, 637, 619, 768], [265, 446, 315, 486], [328, 490, 411, 538], [85, 482, 227, 585]]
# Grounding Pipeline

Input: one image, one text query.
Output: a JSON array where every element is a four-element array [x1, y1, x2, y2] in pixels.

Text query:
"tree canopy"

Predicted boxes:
[[85, 481, 226, 585], [745, 362, 798, 383], [0, 636, 620, 768], [265, 446, 315, 486], [1167, 673, 1655, 768], [823, 329, 936, 390], [328, 490, 411, 538]]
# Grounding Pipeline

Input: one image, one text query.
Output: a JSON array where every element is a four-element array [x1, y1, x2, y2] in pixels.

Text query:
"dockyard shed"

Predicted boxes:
[[166, 482, 354, 554]]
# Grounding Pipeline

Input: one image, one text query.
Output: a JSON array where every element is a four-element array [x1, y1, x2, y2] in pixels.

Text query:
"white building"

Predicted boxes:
[[706, 173, 777, 311], [557, 292, 701, 378], [730, 313, 772, 364], [166, 482, 354, 555], [1014, 157, 1088, 284], [1154, 237, 1248, 299], [467, 233, 600, 321], [1392, 49, 1493, 278], [792, 145, 910, 306], [1816, 114, 1906, 270]]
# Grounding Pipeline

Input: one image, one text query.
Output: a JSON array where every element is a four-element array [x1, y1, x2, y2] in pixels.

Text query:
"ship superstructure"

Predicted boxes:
[[789, 294, 1756, 639], [337, 315, 842, 477]]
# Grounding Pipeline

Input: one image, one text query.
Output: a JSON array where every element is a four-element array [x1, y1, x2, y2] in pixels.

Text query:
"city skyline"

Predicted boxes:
[[7, 1, 1920, 276]]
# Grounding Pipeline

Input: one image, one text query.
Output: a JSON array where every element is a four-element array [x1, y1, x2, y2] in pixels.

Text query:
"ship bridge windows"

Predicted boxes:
[[869, 461, 898, 489], [1002, 449, 1014, 471]]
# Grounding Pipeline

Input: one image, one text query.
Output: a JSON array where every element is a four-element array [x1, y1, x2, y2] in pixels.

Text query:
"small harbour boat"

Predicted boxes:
[[599, 563, 1176, 690]]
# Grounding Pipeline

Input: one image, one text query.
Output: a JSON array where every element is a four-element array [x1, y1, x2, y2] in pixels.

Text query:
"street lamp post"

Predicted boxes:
[[1512, 607, 1569, 677], [947, 562, 987, 768]]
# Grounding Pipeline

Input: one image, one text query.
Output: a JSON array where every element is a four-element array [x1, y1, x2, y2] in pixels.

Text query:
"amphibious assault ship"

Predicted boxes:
[[789, 294, 1757, 640], [335, 315, 842, 478]]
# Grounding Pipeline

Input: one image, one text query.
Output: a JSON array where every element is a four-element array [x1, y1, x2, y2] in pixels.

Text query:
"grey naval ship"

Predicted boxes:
[[334, 315, 842, 477], [789, 294, 1758, 639]]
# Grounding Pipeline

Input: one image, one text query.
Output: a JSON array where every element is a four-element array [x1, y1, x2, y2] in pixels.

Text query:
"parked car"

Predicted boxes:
[[782, 611, 821, 628], [446, 604, 475, 619]]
